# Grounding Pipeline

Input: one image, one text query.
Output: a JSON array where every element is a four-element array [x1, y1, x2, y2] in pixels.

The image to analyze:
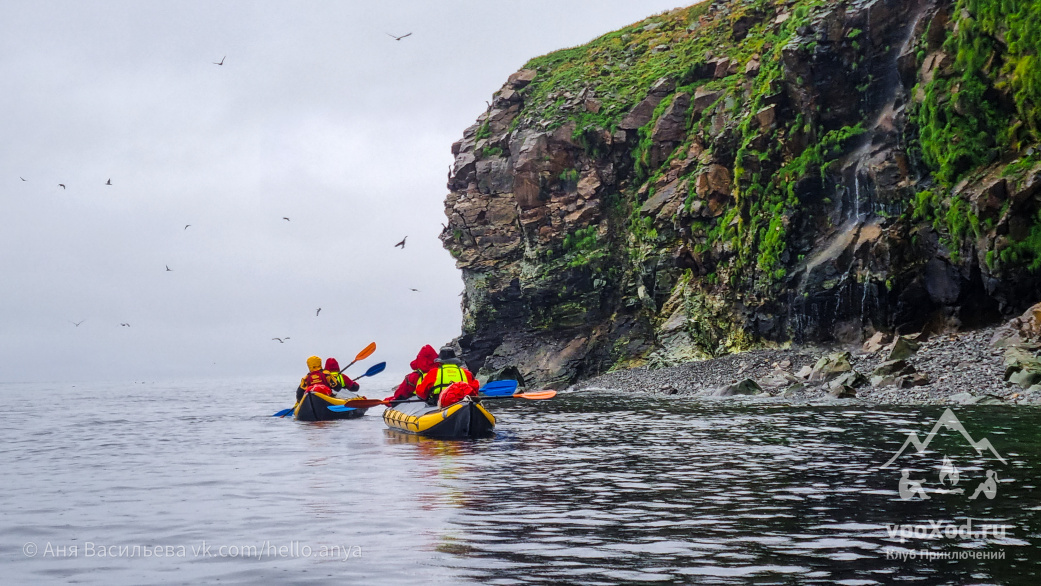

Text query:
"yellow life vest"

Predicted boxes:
[[420, 363, 465, 398]]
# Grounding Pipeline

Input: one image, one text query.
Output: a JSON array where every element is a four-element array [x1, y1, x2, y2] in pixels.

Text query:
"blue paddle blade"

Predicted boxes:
[[480, 379, 519, 397], [358, 361, 386, 378], [272, 408, 295, 417], [327, 405, 357, 413]]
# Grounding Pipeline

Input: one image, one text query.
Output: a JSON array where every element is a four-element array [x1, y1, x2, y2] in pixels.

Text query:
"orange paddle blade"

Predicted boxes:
[[354, 342, 377, 362], [514, 390, 556, 400]]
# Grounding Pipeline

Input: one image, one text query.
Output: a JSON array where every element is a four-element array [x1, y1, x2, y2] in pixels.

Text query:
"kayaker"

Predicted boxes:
[[323, 357, 360, 395], [415, 346, 479, 406], [383, 344, 439, 404], [297, 355, 333, 402]]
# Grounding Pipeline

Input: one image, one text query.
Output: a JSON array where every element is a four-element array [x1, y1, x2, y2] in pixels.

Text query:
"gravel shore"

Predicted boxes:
[[572, 325, 1036, 405]]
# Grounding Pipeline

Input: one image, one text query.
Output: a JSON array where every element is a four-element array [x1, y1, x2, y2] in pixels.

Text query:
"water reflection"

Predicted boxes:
[[1, 381, 1038, 585], [414, 396, 1040, 585]]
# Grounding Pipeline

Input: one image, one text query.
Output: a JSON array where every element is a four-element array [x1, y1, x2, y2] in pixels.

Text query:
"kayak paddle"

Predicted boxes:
[[478, 379, 519, 397], [339, 342, 377, 373], [355, 361, 386, 379], [479, 390, 557, 401]]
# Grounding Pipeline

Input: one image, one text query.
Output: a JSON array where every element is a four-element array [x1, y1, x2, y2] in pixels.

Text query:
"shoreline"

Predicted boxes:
[[571, 324, 1039, 406]]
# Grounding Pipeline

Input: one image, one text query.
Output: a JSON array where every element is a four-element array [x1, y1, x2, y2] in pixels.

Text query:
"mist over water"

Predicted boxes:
[[2, 380, 1038, 584]]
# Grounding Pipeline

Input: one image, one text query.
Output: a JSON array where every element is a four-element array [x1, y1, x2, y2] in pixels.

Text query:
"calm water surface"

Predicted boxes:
[[1, 377, 1039, 584]]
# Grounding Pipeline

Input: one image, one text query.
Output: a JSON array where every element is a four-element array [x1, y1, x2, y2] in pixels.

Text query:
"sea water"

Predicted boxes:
[[1, 378, 1039, 584]]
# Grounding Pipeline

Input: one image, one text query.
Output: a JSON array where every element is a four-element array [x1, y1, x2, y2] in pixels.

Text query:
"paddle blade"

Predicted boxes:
[[339, 398, 389, 409], [272, 408, 295, 417], [516, 390, 556, 400], [479, 379, 519, 397], [357, 361, 386, 379], [354, 342, 377, 362], [327, 405, 357, 413]]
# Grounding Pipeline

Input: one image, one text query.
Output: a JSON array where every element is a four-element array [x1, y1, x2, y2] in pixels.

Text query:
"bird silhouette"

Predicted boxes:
[[184, 224, 191, 230], [20, 177, 26, 181], [410, 288, 420, 292], [70, 319, 86, 327], [213, 56, 225, 66], [282, 217, 290, 221], [105, 178, 112, 185], [386, 32, 413, 41], [316, 308, 321, 316], [166, 265, 172, 272], [394, 236, 407, 248], [272, 337, 284, 343], [120, 323, 130, 327], [58, 184, 66, 189]]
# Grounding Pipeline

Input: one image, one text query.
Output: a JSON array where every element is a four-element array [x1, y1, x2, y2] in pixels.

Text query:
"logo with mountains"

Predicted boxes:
[[880, 408, 1006, 501]]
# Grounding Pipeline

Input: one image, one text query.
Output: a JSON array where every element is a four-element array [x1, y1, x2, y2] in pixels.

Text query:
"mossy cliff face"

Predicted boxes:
[[442, 0, 1041, 387]]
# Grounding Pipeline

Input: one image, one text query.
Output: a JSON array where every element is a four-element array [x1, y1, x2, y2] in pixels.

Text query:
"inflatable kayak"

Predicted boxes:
[[382, 396, 495, 439], [295, 390, 370, 421]]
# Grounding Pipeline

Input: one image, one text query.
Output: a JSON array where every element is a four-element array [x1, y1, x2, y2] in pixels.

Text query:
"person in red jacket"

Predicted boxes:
[[415, 346, 479, 406], [297, 355, 333, 402], [323, 357, 360, 395], [383, 344, 439, 404]]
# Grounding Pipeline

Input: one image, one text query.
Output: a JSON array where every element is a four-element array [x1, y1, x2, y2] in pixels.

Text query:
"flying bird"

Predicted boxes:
[[58, 184, 66, 189], [282, 217, 290, 221], [316, 308, 321, 316], [394, 236, 407, 248], [184, 224, 191, 230], [166, 265, 172, 272], [105, 179, 112, 185], [213, 56, 225, 66], [386, 32, 413, 41], [120, 323, 130, 327], [410, 288, 420, 292], [272, 337, 284, 343], [20, 177, 26, 181], [70, 319, 86, 327]]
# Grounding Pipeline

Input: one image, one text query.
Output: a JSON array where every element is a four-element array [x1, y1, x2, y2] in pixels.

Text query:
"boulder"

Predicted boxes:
[[862, 331, 892, 353], [507, 69, 537, 88], [872, 359, 915, 377], [692, 87, 723, 117], [829, 370, 868, 390], [887, 337, 920, 361], [829, 385, 857, 398], [712, 378, 763, 396], [651, 92, 691, 144], [810, 352, 853, 382]]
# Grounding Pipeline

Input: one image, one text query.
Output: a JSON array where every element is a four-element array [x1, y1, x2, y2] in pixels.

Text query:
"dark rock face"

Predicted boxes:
[[441, 0, 1041, 386]]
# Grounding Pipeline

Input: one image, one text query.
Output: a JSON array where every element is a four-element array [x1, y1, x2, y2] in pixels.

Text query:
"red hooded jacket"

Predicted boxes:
[[384, 345, 439, 402], [322, 357, 359, 392]]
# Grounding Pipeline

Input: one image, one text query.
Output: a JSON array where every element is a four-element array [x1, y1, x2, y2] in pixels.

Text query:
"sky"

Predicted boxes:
[[0, 0, 688, 383]]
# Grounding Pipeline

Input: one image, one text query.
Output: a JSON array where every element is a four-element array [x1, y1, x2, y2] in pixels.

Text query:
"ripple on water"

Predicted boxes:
[[0, 384, 1038, 584]]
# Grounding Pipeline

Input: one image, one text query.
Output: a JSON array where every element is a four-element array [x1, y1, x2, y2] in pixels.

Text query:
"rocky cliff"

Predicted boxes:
[[442, 0, 1041, 387]]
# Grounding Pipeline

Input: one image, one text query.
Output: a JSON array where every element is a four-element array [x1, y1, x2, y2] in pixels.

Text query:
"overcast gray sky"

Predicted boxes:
[[0, 0, 685, 382]]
